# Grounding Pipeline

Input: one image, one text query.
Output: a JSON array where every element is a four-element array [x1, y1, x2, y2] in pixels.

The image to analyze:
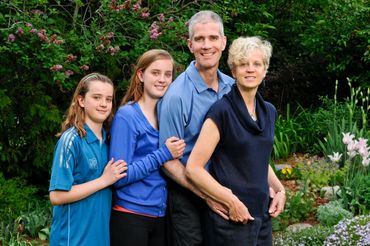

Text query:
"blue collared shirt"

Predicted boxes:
[[158, 61, 234, 166], [49, 124, 111, 246]]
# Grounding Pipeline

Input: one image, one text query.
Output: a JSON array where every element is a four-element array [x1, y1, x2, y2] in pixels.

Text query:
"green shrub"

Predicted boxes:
[[0, 173, 39, 222], [339, 169, 370, 215], [316, 201, 353, 227], [272, 189, 315, 231], [15, 200, 51, 238], [273, 225, 333, 246], [297, 157, 339, 192]]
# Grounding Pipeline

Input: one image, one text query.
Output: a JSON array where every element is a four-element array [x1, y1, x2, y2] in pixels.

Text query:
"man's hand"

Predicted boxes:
[[205, 197, 229, 220]]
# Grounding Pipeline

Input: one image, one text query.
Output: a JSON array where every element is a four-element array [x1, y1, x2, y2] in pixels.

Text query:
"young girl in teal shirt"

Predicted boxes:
[[49, 73, 127, 245]]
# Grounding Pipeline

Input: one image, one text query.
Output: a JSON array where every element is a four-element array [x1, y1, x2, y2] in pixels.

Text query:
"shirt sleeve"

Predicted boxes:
[[158, 94, 186, 145], [49, 131, 78, 192], [206, 100, 225, 139], [110, 108, 173, 189]]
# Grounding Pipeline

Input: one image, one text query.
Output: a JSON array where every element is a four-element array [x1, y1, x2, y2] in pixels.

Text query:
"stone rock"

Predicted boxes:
[[287, 223, 312, 232], [321, 186, 340, 200], [274, 164, 292, 171]]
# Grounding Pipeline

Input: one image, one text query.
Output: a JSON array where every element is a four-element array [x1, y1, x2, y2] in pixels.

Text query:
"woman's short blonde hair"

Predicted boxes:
[[227, 36, 272, 71]]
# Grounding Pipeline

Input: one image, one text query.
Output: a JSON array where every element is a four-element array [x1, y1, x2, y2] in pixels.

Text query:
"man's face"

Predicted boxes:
[[187, 21, 226, 71]]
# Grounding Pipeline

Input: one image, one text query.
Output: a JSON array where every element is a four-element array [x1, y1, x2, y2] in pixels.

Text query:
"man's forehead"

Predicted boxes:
[[192, 27, 221, 38]]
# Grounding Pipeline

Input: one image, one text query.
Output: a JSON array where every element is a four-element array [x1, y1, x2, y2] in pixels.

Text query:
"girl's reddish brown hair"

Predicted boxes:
[[120, 49, 175, 106], [57, 72, 114, 137]]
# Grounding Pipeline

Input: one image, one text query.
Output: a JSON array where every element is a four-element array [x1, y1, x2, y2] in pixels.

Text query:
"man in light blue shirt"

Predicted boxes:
[[158, 10, 234, 246]]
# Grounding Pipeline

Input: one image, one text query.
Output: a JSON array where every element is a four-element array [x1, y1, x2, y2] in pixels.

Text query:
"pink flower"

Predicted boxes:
[[141, 11, 150, 18], [16, 27, 24, 36], [159, 14, 165, 22], [66, 54, 77, 62], [7, 34, 15, 42], [26, 23, 33, 27], [50, 64, 63, 72], [168, 17, 174, 23], [107, 45, 120, 55], [96, 44, 105, 52], [50, 34, 64, 44], [149, 21, 162, 40], [64, 70, 74, 77], [37, 31, 48, 42], [107, 32, 114, 40], [80, 65, 90, 71], [30, 28, 37, 34], [132, 3, 140, 12]]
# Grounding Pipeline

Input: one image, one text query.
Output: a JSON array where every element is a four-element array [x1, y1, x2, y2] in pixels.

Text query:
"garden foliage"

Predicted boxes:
[[1, 0, 369, 190], [0, 1, 369, 243]]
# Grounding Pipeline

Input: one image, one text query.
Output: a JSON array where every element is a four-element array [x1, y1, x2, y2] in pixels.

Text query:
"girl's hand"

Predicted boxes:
[[101, 158, 127, 186], [165, 136, 186, 159]]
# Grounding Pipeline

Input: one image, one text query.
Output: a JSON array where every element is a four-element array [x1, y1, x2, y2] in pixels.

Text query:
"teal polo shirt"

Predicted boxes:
[[49, 124, 111, 246]]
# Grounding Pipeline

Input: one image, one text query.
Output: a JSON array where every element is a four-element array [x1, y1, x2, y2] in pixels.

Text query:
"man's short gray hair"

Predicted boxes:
[[188, 10, 224, 39]]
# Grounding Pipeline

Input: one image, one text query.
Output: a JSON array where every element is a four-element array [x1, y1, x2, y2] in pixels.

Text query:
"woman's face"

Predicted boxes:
[[138, 58, 173, 100], [232, 48, 267, 91]]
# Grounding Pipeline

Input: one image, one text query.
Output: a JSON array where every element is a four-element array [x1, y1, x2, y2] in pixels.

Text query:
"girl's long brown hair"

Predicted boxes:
[[120, 49, 175, 106], [57, 72, 114, 137]]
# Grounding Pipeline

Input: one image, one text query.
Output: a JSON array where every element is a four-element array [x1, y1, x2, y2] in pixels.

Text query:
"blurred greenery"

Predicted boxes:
[[0, 0, 369, 244]]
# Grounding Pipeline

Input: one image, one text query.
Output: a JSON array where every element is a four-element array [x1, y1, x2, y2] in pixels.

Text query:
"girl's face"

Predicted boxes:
[[77, 80, 114, 126], [138, 58, 173, 100], [232, 48, 267, 91]]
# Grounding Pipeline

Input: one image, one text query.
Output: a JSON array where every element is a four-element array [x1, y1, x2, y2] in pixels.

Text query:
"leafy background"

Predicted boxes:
[[0, 0, 369, 212]]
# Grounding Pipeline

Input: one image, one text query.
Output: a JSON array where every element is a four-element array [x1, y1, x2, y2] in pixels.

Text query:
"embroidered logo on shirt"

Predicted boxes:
[[89, 158, 98, 169]]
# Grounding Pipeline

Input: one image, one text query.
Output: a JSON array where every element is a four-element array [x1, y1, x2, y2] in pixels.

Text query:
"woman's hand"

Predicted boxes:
[[228, 194, 254, 224], [268, 190, 286, 217], [165, 136, 186, 159], [101, 158, 127, 186]]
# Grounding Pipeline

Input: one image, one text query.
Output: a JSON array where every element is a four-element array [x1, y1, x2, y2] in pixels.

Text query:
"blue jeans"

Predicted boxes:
[[204, 208, 272, 246]]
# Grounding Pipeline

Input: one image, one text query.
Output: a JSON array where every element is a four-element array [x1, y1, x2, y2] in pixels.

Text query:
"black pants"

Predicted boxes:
[[166, 181, 206, 246], [110, 210, 166, 246], [204, 208, 272, 246]]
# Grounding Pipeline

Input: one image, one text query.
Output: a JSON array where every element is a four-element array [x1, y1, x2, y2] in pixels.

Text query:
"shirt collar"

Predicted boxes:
[[84, 123, 106, 144], [186, 61, 229, 93]]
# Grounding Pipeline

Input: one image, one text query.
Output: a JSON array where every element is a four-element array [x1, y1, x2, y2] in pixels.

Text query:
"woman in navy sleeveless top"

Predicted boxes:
[[186, 36, 286, 246]]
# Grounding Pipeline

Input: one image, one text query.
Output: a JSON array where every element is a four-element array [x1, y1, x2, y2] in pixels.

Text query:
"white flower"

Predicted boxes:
[[342, 132, 355, 145], [328, 152, 342, 163], [347, 140, 357, 152], [362, 158, 370, 167], [347, 151, 357, 160]]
